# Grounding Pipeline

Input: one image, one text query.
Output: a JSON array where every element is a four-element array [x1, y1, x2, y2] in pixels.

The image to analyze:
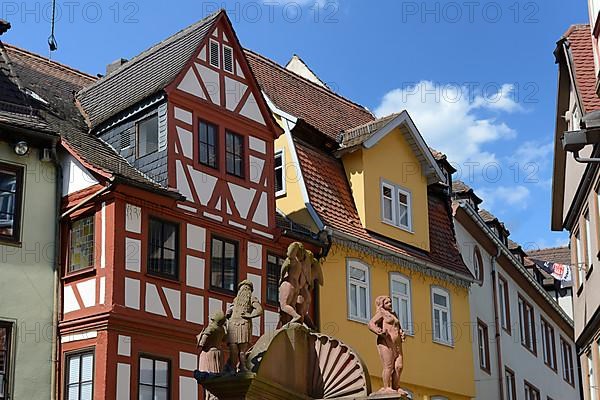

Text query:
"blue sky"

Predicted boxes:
[[1, 0, 589, 251]]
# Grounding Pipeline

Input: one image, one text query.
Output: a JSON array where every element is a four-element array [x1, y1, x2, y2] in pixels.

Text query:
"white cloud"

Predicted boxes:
[[374, 80, 519, 165], [509, 140, 553, 165], [473, 84, 524, 113], [477, 185, 531, 210]]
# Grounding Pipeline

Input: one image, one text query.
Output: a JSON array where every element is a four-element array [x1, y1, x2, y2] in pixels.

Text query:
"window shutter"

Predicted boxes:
[[223, 46, 234, 73]]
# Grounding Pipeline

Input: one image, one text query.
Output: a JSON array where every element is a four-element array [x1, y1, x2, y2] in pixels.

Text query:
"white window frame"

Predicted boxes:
[[380, 180, 412, 232], [431, 286, 452, 346], [274, 149, 286, 197], [498, 275, 510, 332], [576, 229, 585, 288], [390, 273, 413, 335], [346, 259, 371, 323], [222, 44, 234, 73], [209, 39, 220, 68], [585, 210, 594, 270], [588, 351, 597, 400]]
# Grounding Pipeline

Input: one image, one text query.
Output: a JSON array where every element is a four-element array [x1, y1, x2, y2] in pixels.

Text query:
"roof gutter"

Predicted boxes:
[[458, 201, 574, 326], [331, 228, 475, 287]]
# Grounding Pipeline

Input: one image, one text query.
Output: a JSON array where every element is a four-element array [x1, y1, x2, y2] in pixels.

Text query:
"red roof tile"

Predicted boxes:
[[245, 49, 374, 140], [564, 24, 600, 113], [295, 139, 471, 279]]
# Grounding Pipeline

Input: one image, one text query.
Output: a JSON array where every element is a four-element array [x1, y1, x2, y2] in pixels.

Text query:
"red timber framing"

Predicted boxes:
[[56, 13, 317, 400]]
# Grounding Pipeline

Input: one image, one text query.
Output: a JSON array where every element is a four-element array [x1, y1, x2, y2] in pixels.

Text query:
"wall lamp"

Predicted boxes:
[[13, 140, 29, 156], [562, 111, 600, 164]]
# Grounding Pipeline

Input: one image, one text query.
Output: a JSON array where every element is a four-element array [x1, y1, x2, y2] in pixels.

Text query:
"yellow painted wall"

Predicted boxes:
[[273, 116, 318, 230], [319, 244, 475, 400], [341, 127, 430, 251]]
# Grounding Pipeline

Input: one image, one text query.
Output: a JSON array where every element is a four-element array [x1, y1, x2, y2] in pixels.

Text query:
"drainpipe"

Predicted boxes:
[[50, 142, 61, 400], [490, 246, 504, 400]]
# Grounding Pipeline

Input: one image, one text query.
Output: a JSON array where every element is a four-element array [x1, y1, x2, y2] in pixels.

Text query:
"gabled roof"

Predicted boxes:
[[4, 44, 175, 195], [528, 246, 571, 265], [294, 138, 472, 280], [561, 24, 600, 114], [0, 41, 53, 135], [245, 49, 374, 140], [77, 10, 221, 129], [452, 180, 483, 205], [478, 208, 510, 236], [337, 111, 446, 184]]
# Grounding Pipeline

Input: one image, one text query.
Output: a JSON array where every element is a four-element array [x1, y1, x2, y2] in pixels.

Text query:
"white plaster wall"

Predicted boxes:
[[61, 153, 98, 195], [454, 221, 500, 400]]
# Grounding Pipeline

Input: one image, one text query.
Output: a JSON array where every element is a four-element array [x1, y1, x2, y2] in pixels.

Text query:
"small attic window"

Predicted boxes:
[[209, 40, 220, 68], [223, 45, 234, 73]]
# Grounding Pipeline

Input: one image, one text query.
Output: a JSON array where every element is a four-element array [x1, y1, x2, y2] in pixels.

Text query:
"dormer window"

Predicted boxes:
[[137, 114, 159, 158], [209, 39, 220, 68], [381, 181, 412, 231]]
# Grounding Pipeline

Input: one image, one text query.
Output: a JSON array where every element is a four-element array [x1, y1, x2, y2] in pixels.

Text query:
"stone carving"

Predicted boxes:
[[226, 280, 263, 373], [279, 242, 324, 327], [368, 295, 408, 397], [196, 310, 228, 373]]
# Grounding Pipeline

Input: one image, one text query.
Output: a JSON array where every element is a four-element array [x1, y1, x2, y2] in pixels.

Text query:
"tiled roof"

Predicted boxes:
[[339, 113, 399, 147], [478, 208, 497, 223], [3, 44, 173, 194], [294, 139, 471, 278], [77, 10, 220, 129], [528, 246, 571, 265], [563, 24, 600, 113], [452, 180, 472, 194], [245, 49, 374, 140]]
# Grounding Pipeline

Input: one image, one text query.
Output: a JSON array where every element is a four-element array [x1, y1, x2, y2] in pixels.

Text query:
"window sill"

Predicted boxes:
[[502, 326, 512, 336], [520, 343, 537, 357], [543, 363, 558, 374], [63, 267, 96, 281], [480, 366, 491, 375], [381, 220, 413, 234], [0, 236, 21, 247], [432, 339, 454, 348], [347, 316, 369, 325], [209, 286, 237, 297], [145, 272, 180, 284]]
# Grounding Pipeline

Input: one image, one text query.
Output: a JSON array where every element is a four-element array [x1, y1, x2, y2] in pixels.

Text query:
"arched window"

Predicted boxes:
[[473, 247, 484, 284], [390, 273, 413, 334]]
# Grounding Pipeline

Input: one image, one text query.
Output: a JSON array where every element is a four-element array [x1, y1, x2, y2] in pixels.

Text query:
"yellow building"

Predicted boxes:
[[247, 51, 476, 399]]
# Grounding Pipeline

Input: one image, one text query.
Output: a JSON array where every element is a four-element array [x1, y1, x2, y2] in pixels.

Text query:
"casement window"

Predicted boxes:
[[0, 163, 23, 242], [585, 211, 594, 272], [347, 260, 370, 322], [477, 319, 491, 373], [274, 150, 285, 196], [225, 131, 244, 178], [431, 287, 452, 345], [266, 254, 283, 305], [65, 350, 94, 400], [69, 215, 95, 273], [524, 381, 540, 400], [560, 337, 575, 385], [518, 295, 536, 354], [473, 247, 483, 282], [505, 367, 516, 400], [576, 230, 585, 287], [139, 356, 170, 400], [137, 114, 159, 158], [390, 273, 412, 334], [223, 45, 234, 73], [498, 275, 511, 333], [0, 323, 12, 399], [540, 317, 557, 371], [199, 120, 218, 169], [148, 218, 179, 279], [588, 352, 597, 400], [380, 181, 412, 231], [210, 237, 238, 292], [209, 39, 220, 68]]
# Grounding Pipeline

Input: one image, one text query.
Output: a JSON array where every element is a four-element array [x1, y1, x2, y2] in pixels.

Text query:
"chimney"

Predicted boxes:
[[106, 58, 128, 75], [0, 19, 11, 36]]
